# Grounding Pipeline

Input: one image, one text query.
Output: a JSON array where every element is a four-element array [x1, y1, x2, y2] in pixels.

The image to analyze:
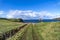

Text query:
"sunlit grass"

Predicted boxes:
[[0, 20, 24, 34], [0, 20, 60, 40], [7, 24, 33, 40], [35, 22, 60, 40]]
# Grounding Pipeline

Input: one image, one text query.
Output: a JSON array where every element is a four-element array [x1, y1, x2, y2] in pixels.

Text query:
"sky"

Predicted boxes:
[[0, 0, 60, 19]]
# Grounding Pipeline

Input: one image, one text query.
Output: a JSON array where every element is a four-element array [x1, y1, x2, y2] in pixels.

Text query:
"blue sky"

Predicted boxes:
[[0, 0, 60, 19]]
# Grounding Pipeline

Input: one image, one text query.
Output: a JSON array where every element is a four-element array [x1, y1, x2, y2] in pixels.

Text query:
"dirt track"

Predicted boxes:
[[19, 23, 43, 40]]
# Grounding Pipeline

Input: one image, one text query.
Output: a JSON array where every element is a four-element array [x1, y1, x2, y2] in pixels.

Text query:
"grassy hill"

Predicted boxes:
[[0, 18, 24, 22]]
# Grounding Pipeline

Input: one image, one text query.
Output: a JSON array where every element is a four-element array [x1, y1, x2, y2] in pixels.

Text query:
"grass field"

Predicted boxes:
[[34, 22, 60, 40], [0, 19, 60, 40], [0, 20, 26, 34], [0, 19, 26, 40]]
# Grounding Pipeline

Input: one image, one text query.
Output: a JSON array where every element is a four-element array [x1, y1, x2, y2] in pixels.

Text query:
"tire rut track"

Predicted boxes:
[[20, 23, 43, 40], [32, 23, 44, 40], [19, 23, 33, 40]]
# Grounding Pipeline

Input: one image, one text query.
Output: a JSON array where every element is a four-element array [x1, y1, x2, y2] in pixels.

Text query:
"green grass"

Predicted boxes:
[[7, 23, 32, 40], [0, 19, 60, 40], [0, 20, 24, 34], [35, 22, 60, 40]]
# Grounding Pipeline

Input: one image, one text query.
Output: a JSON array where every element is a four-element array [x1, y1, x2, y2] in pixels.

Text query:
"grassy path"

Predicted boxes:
[[1, 22, 60, 40], [7, 23, 31, 40], [19, 23, 44, 40], [19, 23, 33, 40], [32, 23, 43, 40]]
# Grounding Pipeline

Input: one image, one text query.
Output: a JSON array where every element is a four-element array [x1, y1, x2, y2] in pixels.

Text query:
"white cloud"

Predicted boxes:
[[0, 11, 3, 15], [6, 10, 60, 19], [6, 10, 38, 19]]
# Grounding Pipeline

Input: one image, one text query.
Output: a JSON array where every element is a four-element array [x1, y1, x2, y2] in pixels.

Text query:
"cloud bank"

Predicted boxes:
[[0, 10, 60, 19], [0, 11, 3, 15]]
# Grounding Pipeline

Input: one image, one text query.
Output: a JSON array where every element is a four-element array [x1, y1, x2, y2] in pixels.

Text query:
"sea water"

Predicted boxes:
[[23, 19, 60, 23], [23, 19, 40, 23]]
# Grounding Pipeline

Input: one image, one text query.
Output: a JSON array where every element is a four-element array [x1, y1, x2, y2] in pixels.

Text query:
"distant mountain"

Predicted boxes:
[[39, 18, 60, 22], [54, 18, 60, 20]]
